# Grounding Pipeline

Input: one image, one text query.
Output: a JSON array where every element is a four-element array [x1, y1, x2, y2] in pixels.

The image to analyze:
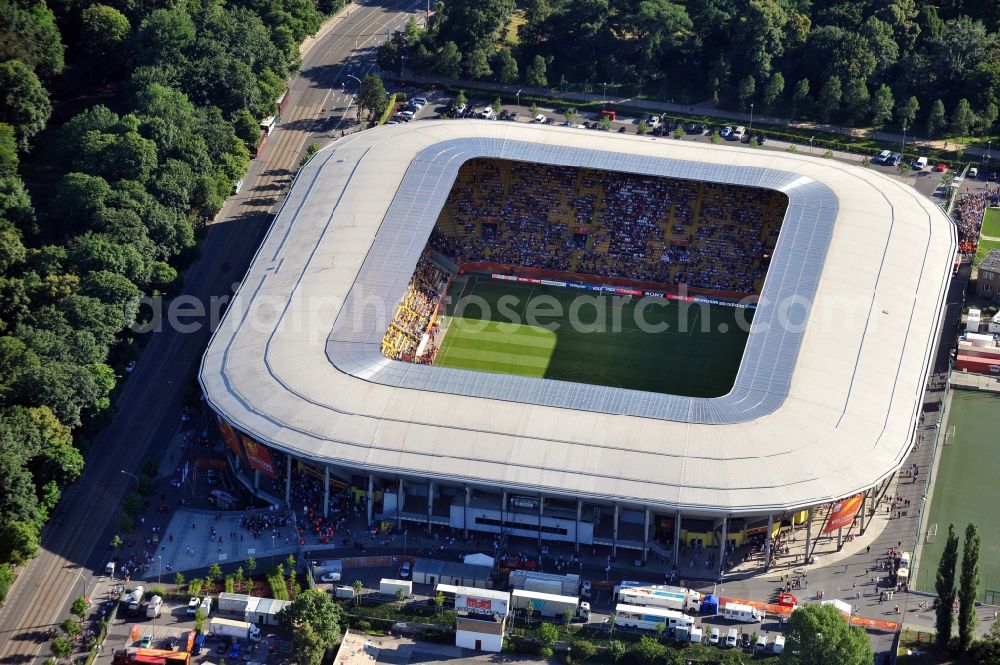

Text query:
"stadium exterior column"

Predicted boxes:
[[427, 482, 434, 530], [837, 527, 843, 551], [643, 509, 650, 562], [805, 507, 813, 563], [575, 501, 582, 554], [672, 512, 681, 565], [763, 514, 774, 572], [397, 479, 404, 529], [254, 469, 260, 490], [612, 504, 619, 558], [538, 497, 544, 548], [323, 468, 329, 519], [285, 456, 291, 506], [366, 475, 374, 524], [718, 517, 728, 578], [463, 487, 470, 537]]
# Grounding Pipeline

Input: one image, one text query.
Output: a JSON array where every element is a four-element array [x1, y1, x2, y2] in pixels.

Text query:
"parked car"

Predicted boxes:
[[934, 163, 948, 172], [533, 114, 546, 123], [709, 628, 721, 645], [740, 633, 751, 648], [873, 149, 891, 164], [618, 126, 627, 132], [683, 122, 699, 133], [969, 167, 979, 179], [720, 126, 733, 138], [411, 97, 427, 108], [319, 572, 341, 582], [399, 561, 412, 579], [140, 635, 153, 648]]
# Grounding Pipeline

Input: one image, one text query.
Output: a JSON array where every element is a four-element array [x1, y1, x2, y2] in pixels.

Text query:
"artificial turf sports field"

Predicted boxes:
[[974, 207, 1000, 265], [914, 390, 1000, 601], [433, 276, 753, 397]]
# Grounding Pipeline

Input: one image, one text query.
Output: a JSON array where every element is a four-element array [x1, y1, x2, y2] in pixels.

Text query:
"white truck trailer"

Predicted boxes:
[[613, 583, 702, 613], [511, 589, 590, 621], [209, 618, 261, 641], [508, 570, 581, 596], [145, 595, 162, 619], [614, 604, 694, 632], [379, 579, 413, 597], [722, 602, 763, 623]]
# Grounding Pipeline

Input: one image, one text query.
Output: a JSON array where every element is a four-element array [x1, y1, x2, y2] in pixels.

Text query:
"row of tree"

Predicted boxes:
[[935, 522, 981, 652], [378, 0, 1000, 139], [0, 0, 344, 600]]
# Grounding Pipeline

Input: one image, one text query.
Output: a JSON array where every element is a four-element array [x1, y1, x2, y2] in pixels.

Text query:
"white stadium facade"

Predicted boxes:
[[199, 120, 955, 574]]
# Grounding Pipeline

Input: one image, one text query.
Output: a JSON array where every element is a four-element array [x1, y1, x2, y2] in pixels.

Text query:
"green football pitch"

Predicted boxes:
[[434, 277, 753, 397], [914, 390, 1000, 601]]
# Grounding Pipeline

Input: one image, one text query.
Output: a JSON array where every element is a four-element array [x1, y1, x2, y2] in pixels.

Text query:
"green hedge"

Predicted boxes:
[[378, 94, 398, 125]]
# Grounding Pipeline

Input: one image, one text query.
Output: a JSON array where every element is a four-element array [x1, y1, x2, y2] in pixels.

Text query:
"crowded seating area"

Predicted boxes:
[[954, 188, 1000, 253], [380, 253, 448, 361], [430, 158, 786, 295]]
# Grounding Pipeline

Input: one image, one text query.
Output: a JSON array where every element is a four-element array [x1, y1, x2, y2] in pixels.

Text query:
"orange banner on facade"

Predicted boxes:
[[217, 417, 243, 459], [823, 494, 865, 533], [241, 435, 277, 479]]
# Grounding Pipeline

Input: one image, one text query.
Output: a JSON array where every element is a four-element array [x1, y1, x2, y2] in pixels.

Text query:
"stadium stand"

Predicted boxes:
[[428, 158, 786, 295], [380, 253, 448, 362]]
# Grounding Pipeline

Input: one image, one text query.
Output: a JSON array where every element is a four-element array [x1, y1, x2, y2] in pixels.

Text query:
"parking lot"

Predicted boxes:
[[97, 599, 292, 665]]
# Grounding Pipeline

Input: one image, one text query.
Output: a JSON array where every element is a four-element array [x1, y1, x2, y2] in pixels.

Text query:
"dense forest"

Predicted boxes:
[[0, 0, 342, 603], [379, 0, 1000, 137]]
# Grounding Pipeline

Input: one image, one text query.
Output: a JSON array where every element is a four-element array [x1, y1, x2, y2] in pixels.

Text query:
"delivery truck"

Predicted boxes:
[[334, 585, 356, 600], [508, 571, 581, 596], [379, 579, 412, 597], [126, 586, 145, 613], [209, 618, 261, 641], [614, 582, 702, 613], [511, 589, 590, 621]]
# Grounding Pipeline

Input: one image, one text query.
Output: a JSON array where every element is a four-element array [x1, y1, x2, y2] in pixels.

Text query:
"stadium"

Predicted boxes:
[[200, 120, 955, 572]]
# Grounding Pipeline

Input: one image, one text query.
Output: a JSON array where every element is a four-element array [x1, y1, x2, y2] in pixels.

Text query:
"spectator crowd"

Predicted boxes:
[[380, 253, 448, 362], [430, 158, 785, 295]]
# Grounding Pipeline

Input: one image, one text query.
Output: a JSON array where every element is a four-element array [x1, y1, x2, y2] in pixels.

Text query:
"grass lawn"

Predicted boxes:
[[981, 207, 1000, 239], [896, 629, 957, 664], [434, 277, 752, 397], [915, 391, 1000, 601], [975, 238, 1000, 266]]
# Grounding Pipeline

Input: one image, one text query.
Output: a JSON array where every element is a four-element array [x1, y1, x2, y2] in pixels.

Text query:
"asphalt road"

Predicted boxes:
[[0, 1, 423, 662]]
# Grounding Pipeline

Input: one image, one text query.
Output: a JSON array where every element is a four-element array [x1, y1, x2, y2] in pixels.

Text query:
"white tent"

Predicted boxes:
[[821, 598, 852, 617], [463, 553, 495, 567]]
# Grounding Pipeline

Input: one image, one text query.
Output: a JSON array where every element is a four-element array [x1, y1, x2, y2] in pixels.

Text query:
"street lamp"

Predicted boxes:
[[516, 89, 522, 116], [158, 555, 162, 585], [121, 470, 139, 485], [810, 136, 814, 152], [749, 103, 754, 140], [901, 124, 907, 162], [346, 74, 362, 88], [271, 534, 276, 568], [602, 82, 607, 106], [987, 141, 992, 174], [73, 567, 88, 603]]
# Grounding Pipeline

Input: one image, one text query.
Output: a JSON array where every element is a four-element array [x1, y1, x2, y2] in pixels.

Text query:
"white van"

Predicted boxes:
[[900, 551, 912, 567], [723, 602, 764, 623], [709, 627, 721, 645], [874, 149, 891, 164], [912, 157, 928, 170], [725, 628, 739, 648], [730, 126, 746, 141], [755, 634, 768, 651], [773, 635, 785, 653], [199, 596, 212, 616]]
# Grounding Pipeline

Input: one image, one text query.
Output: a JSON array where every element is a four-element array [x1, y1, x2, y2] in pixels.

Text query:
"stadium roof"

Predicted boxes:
[[200, 121, 955, 516]]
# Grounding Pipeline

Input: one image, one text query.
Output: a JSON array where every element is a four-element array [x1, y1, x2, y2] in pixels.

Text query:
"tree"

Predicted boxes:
[[563, 108, 577, 123], [737, 75, 756, 110], [0, 0, 65, 78], [357, 74, 388, 121], [71, 597, 88, 620], [927, 99, 947, 137], [870, 84, 895, 128], [207, 562, 222, 585], [60, 618, 80, 637], [175, 572, 185, 587], [897, 96, 920, 130], [959, 523, 981, 651], [710, 130, 722, 144], [233, 567, 244, 593], [817, 75, 842, 122], [951, 98, 977, 137], [436, 0, 515, 53], [606, 640, 625, 662], [529, 102, 539, 118], [50, 636, 72, 661], [495, 50, 518, 83], [493, 97, 503, 114], [628, 636, 665, 665], [436, 42, 462, 79], [194, 608, 207, 633], [80, 5, 131, 60], [277, 590, 344, 648], [246, 556, 256, 575], [936, 524, 959, 648], [791, 78, 810, 118], [464, 49, 492, 80], [654, 621, 666, 641], [842, 77, 870, 123], [0, 564, 13, 606], [637, 120, 649, 135], [292, 622, 326, 665], [455, 90, 468, 110], [525, 55, 547, 87], [538, 622, 559, 648], [0, 60, 52, 151], [599, 115, 612, 131], [781, 603, 873, 665], [525, 602, 535, 627], [571, 640, 596, 661], [763, 72, 785, 111], [352, 579, 362, 604], [673, 125, 683, 139]]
